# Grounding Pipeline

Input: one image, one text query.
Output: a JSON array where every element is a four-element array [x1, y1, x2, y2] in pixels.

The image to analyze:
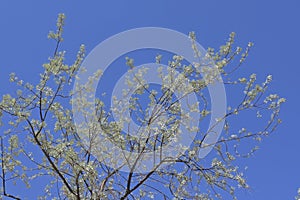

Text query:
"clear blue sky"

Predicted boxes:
[[0, 1, 299, 199]]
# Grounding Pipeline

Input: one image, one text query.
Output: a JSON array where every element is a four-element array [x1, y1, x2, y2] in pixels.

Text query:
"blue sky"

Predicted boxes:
[[0, 0, 299, 199]]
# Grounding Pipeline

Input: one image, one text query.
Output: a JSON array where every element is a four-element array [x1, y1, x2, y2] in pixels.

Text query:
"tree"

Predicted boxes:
[[0, 14, 285, 200]]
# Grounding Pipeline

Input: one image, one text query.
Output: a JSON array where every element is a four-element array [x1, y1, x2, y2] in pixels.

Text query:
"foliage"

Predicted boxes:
[[296, 188, 300, 200], [0, 14, 285, 199]]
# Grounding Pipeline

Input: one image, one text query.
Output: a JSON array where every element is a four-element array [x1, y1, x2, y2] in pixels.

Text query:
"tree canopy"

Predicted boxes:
[[0, 14, 285, 200]]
